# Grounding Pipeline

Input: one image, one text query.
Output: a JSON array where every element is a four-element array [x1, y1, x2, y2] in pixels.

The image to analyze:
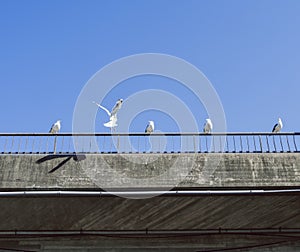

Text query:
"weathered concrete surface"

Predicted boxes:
[[1, 234, 300, 252], [0, 194, 300, 251], [1, 153, 300, 251], [1, 195, 300, 230], [0, 153, 300, 189]]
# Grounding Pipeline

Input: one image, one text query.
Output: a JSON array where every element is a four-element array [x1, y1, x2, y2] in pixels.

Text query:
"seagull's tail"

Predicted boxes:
[[104, 121, 118, 128]]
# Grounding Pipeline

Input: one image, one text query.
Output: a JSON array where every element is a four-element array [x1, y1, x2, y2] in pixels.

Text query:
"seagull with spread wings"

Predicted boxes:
[[93, 99, 123, 129]]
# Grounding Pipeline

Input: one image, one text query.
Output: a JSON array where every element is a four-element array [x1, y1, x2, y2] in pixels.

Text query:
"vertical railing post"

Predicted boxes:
[[3, 136, 8, 153], [10, 136, 14, 154], [293, 135, 298, 152], [226, 135, 229, 152], [233, 136, 236, 153], [279, 136, 284, 152], [266, 136, 270, 152], [198, 135, 201, 153], [53, 135, 57, 154], [246, 136, 250, 153], [239, 136, 243, 153], [24, 136, 29, 154], [272, 135, 277, 153], [117, 134, 120, 153], [258, 135, 263, 152], [286, 135, 291, 152], [171, 136, 174, 153], [253, 135, 257, 152]]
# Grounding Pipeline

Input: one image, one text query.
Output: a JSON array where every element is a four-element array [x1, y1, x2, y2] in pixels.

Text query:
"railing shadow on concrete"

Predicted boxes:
[[0, 132, 299, 154], [36, 154, 86, 173]]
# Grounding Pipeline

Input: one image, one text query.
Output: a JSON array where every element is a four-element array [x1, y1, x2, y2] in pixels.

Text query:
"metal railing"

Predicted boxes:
[[0, 133, 299, 154]]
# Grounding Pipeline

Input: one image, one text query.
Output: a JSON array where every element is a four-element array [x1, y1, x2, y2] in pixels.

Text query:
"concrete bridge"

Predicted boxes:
[[0, 133, 300, 251]]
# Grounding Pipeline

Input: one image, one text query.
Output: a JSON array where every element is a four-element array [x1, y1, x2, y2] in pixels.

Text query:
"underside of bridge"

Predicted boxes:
[[0, 153, 300, 251]]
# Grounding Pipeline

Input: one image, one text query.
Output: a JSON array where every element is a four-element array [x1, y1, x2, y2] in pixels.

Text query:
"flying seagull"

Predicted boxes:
[[145, 121, 155, 134], [93, 99, 123, 129], [203, 119, 213, 133], [272, 118, 283, 133], [49, 120, 61, 133]]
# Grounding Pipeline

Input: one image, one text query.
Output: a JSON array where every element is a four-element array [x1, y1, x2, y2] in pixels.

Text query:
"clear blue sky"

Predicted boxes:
[[0, 0, 300, 133]]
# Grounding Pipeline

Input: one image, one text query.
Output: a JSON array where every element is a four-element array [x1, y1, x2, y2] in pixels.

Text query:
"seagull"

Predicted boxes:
[[49, 120, 61, 133], [272, 118, 283, 133], [203, 119, 213, 133], [93, 99, 123, 129], [145, 121, 155, 134]]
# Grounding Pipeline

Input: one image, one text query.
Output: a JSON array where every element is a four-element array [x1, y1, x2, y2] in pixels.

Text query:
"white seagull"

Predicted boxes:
[[145, 121, 155, 134], [203, 119, 213, 133], [272, 118, 283, 133], [49, 120, 61, 134], [93, 99, 123, 129]]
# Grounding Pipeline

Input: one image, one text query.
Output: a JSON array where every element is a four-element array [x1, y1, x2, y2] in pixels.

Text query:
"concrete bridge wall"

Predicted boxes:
[[0, 153, 300, 189]]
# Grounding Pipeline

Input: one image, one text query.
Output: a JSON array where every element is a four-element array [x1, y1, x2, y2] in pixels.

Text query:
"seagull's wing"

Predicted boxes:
[[111, 107, 119, 117], [145, 124, 152, 133], [111, 101, 122, 117], [272, 123, 278, 132], [93, 101, 111, 117], [49, 124, 55, 133], [203, 122, 209, 133]]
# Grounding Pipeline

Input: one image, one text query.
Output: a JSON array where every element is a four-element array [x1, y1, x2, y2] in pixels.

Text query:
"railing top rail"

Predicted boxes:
[[0, 132, 299, 137]]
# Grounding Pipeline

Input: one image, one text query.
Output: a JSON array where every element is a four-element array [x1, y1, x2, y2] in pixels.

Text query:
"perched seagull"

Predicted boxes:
[[93, 99, 123, 129], [145, 121, 155, 134], [49, 120, 61, 133], [203, 119, 213, 133], [272, 118, 283, 133]]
